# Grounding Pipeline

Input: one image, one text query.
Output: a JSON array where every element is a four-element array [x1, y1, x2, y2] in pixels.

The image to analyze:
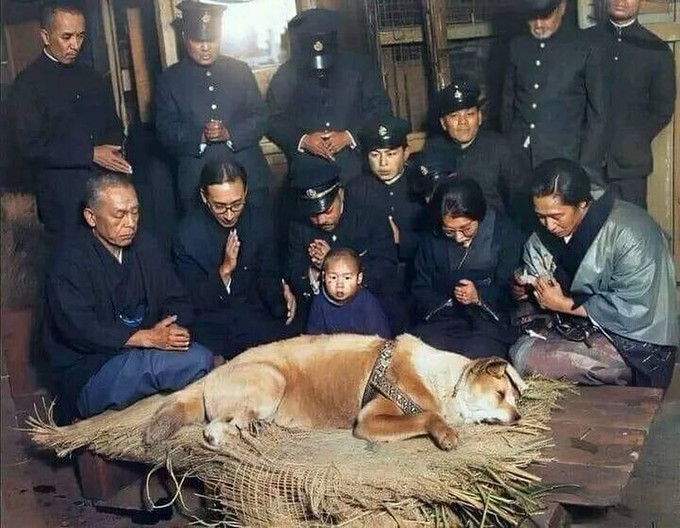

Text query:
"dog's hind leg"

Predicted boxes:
[[353, 397, 458, 451], [202, 363, 286, 448], [143, 379, 207, 445]]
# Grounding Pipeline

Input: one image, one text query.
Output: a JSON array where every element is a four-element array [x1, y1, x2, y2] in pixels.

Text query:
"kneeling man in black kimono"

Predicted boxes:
[[45, 172, 214, 425]]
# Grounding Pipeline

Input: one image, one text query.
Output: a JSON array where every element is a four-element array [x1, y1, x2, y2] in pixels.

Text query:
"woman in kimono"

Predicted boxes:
[[510, 158, 677, 389], [411, 178, 525, 358]]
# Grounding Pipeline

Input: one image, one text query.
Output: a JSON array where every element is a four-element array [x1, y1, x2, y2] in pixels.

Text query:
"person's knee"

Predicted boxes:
[[185, 342, 215, 373]]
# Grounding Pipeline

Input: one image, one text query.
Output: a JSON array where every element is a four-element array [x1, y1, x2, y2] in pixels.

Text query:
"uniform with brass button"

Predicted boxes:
[[155, 1, 272, 215]]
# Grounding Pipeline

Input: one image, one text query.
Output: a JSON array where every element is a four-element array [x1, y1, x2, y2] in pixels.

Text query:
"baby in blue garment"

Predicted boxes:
[[306, 248, 391, 338]]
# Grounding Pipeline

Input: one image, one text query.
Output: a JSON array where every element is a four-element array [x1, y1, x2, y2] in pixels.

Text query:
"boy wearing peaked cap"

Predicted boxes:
[[155, 1, 272, 215], [421, 81, 525, 226]]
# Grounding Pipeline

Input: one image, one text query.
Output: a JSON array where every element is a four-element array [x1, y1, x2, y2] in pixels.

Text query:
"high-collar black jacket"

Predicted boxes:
[[586, 20, 675, 180], [8, 53, 124, 235], [286, 197, 399, 299], [266, 52, 393, 184], [155, 56, 272, 202], [502, 24, 607, 187], [172, 204, 286, 320]]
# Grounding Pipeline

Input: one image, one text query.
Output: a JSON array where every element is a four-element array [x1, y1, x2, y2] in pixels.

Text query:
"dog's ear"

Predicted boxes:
[[480, 356, 509, 379], [505, 364, 526, 395]]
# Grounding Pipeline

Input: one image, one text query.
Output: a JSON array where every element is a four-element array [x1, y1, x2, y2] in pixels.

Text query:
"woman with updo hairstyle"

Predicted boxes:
[[411, 177, 526, 359]]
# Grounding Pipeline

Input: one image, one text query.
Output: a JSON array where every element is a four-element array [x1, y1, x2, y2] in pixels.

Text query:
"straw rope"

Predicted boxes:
[[26, 377, 574, 527]]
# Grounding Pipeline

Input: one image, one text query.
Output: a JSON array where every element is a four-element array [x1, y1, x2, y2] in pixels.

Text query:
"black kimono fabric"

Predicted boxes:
[[8, 53, 124, 235], [44, 229, 193, 423], [412, 209, 525, 358], [173, 205, 297, 358]]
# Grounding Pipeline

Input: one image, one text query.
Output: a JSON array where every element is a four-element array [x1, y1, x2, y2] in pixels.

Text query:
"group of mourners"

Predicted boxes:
[[7, 0, 677, 426]]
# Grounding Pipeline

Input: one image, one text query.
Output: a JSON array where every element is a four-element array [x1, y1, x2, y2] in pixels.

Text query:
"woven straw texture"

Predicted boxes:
[[27, 377, 572, 527]]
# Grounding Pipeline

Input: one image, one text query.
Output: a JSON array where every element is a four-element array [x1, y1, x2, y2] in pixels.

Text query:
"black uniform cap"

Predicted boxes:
[[177, 1, 226, 41], [436, 81, 481, 117], [290, 157, 342, 216], [359, 115, 411, 152], [288, 8, 340, 70], [523, 0, 562, 18]]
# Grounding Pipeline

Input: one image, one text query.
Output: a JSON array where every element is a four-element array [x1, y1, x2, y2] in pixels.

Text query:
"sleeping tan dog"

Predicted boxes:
[[143, 333, 525, 450]]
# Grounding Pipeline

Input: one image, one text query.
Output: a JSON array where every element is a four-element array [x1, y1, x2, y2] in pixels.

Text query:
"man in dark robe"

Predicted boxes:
[[8, 3, 132, 237], [286, 158, 406, 333], [501, 0, 608, 189], [173, 160, 300, 360], [44, 173, 213, 425], [155, 1, 272, 215], [266, 8, 392, 185], [586, 0, 676, 209]]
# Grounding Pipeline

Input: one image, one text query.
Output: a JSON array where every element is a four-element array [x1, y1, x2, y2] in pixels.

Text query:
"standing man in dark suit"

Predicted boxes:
[[587, 0, 675, 209], [501, 0, 608, 189], [286, 157, 406, 332], [155, 1, 272, 215], [8, 2, 132, 238], [266, 8, 393, 185]]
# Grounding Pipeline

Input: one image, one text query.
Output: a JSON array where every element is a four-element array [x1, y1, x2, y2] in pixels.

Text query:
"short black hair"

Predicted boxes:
[[199, 160, 248, 191], [85, 172, 135, 210], [531, 158, 592, 206], [322, 247, 363, 273], [40, 3, 84, 29], [432, 177, 487, 222]]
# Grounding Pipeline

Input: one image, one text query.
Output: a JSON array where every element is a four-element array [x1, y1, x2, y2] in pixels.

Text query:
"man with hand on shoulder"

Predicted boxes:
[[45, 172, 212, 425], [8, 2, 132, 237]]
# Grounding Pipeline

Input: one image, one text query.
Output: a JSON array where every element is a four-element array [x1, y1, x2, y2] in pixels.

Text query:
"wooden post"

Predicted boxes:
[[99, 0, 128, 129], [126, 7, 152, 123], [154, 0, 179, 69], [421, 0, 451, 92]]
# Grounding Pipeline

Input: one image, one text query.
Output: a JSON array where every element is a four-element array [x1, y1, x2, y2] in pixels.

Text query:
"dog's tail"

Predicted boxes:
[[143, 378, 206, 445]]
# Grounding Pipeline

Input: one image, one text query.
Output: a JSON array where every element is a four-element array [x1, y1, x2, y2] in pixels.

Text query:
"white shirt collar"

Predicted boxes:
[[609, 18, 636, 29], [43, 49, 59, 62], [383, 171, 403, 186]]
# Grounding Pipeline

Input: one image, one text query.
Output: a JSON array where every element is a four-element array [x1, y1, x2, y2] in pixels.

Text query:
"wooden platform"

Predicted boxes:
[[531, 385, 664, 508]]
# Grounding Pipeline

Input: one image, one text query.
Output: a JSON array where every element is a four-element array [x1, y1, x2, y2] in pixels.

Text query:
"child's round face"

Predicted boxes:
[[323, 257, 362, 303]]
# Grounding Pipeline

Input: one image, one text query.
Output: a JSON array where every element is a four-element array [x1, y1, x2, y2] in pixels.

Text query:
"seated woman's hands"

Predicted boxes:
[[454, 279, 480, 305]]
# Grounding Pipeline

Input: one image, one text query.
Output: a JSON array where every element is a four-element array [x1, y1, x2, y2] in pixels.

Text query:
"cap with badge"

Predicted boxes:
[[523, 0, 562, 18], [288, 8, 340, 71], [411, 149, 457, 199], [359, 115, 411, 152], [177, 1, 226, 41], [290, 157, 342, 216], [436, 81, 481, 117]]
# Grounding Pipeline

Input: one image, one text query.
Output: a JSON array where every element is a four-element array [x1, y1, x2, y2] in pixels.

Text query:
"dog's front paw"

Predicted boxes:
[[203, 420, 237, 448], [432, 424, 459, 451]]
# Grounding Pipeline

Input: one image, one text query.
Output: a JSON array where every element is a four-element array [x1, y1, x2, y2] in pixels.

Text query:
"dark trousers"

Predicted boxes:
[[610, 334, 676, 389], [77, 343, 214, 418], [608, 178, 647, 210], [413, 316, 512, 359]]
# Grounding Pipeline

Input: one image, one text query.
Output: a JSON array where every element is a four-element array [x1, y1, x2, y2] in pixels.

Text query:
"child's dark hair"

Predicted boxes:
[[322, 247, 363, 272]]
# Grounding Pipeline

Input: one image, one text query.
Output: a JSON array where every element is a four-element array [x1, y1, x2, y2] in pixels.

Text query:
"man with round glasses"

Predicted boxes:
[[172, 160, 300, 361], [44, 172, 214, 425]]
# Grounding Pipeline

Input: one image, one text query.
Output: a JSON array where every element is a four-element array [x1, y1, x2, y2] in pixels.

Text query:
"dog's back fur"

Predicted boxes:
[[144, 334, 524, 450]]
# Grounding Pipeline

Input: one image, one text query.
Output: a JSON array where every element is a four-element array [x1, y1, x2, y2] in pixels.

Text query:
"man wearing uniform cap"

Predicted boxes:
[[346, 115, 426, 275], [421, 81, 523, 223], [501, 0, 608, 189], [586, 0, 675, 210], [286, 157, 403, 331], [155, 1, 272, 215], [266, 8, 393, 184]]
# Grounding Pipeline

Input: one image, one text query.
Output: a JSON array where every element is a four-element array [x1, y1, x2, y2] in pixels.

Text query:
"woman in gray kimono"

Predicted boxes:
[[510, 158, 677, 389]]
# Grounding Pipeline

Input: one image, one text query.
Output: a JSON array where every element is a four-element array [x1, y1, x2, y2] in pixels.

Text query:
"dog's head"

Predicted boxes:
[[455, 357, 525, 425]]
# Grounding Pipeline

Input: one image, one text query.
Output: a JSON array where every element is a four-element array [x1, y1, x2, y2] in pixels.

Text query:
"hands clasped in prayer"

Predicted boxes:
[[204, 119, 230, 143], [453, 279, 479, 306], [301, 131, 352, 161]]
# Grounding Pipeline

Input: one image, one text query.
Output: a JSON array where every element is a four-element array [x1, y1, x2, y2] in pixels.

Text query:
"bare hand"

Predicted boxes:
[[454, 279, 480, 305], [219, 230, 240, 279], [533, 276, 567, 311], [308, 239, 331, 270], [281, 279, 297, 325], [204, 120, 230, 143], [323, 130, 352, 157], [511, 274, 530, 301], [93, 145, 132, 174], [388, 215, 400, 245], [301, 132, 335, 160], [130, 315, 191, 351]]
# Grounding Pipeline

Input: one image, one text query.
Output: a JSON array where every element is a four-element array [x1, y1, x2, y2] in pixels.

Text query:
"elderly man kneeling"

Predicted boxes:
[[510, 159, 677, 389], [45, 172, 213, 425]]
